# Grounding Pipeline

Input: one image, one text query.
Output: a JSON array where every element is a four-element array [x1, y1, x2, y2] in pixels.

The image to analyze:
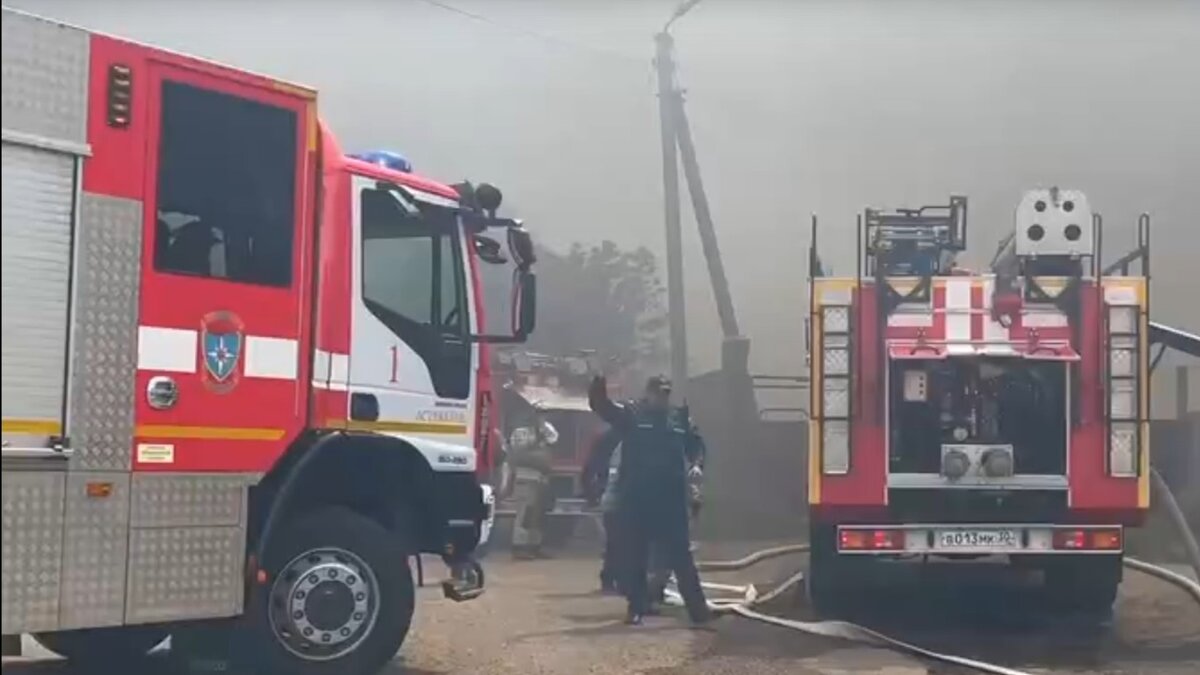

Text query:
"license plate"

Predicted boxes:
[[936, 528, 1018, 550]]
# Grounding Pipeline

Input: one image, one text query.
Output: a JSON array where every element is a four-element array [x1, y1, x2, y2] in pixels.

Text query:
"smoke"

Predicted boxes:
[[16, 0, 1199, 383]]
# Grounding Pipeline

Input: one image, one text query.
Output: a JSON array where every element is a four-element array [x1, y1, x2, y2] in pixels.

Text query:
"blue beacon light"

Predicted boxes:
[[349, 150, 412, 173]]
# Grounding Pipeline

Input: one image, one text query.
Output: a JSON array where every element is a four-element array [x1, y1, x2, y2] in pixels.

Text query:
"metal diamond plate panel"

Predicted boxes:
[[1, 471, 66, 634], [131, 473, 248, 528], [1, 8, 90, 144], [125, 526, 246, 624], [68, 194, 143, 472], [59, 472, 131, 629]]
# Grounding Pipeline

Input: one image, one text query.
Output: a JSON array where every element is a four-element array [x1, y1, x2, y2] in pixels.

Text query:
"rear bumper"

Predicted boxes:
[[836, 523, 1125, 556]]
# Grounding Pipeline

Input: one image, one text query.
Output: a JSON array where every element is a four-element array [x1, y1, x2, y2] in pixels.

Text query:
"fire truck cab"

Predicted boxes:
[[806, 190, 1150, 617], [1, 7, 533, 674]]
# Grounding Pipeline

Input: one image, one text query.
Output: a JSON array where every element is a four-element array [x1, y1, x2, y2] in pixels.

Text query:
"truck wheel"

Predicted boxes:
[[806, 524, 848, 616], [250, 507, 415, 675], [33, 626, 167, 669], [1044, 556, 1121, 617]]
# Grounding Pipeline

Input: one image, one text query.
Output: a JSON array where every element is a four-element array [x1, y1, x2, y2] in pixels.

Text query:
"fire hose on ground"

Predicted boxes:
[[660, 476, 1200, 675]]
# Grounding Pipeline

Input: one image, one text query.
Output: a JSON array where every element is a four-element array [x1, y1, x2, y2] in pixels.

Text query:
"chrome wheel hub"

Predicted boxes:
[[268, 548, 379, 661]]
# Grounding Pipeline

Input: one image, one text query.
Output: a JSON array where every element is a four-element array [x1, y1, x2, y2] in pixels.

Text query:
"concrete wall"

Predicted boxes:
[[687, 370, 809, 542]]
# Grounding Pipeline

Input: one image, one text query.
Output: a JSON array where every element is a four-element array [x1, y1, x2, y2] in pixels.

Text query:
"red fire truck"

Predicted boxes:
[[493, 351, 605, 510], [806, 190, 1150, 616], [1, 7, 534, 674]]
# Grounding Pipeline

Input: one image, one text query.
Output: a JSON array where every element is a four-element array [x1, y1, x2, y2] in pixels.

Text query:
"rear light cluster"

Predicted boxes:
[[1052, 527, 1122, 551], [839, 528, 905, 551]]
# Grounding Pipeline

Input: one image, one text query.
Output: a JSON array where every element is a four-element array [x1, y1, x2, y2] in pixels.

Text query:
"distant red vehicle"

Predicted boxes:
[[493, 352, 609, 512]]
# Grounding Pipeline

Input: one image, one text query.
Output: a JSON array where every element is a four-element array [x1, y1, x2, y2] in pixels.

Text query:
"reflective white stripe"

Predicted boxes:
[[137, 326, 197, 373], [244, 336, 298, 380], [1023, 311, 1070, 328], [946, 343, 975, 356], [944, 279, 972, 341], [330, 353, 350, 385], [980, 277, 1010, 342], [313, 349, 332, 381], [1104, 286, 1139, 305], [888, 312, 935, 328], [978, 344, 1017, 356], [138, 325, 303, 380]]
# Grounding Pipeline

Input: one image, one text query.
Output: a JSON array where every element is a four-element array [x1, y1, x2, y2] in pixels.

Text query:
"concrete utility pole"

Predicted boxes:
[[655, 30, 689, 398]]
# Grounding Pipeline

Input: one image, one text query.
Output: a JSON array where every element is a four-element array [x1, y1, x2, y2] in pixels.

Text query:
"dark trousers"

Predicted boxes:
[[600, 510, 621, 587], [618, 502, 708, 620]]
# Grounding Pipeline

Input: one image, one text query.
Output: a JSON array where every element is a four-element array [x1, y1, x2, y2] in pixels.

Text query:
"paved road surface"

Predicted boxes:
[[4, 548, 1198, 674]]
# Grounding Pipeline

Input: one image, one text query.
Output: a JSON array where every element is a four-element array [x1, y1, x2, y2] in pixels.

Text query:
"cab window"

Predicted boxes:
[[153, 80, 297, 287], [361, 188, 469, 398]]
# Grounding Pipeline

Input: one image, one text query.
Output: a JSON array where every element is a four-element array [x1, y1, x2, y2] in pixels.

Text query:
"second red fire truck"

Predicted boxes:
[[1, 7, 532, 674], [806, 189, 1153, 616]]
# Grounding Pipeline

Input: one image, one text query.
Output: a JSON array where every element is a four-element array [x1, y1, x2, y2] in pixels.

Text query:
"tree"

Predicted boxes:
[[484, 240, 667, 372], [533, 240, 667, 370]]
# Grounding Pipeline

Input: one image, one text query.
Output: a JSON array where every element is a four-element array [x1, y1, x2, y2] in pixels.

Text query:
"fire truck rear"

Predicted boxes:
[[806, 189, 1150, 617], [1, 7, 535, 674]]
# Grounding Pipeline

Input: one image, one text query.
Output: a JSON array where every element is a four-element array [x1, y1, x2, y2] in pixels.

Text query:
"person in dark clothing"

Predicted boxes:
[[582, 426, 625, 594], [588, 374, 712, 626]]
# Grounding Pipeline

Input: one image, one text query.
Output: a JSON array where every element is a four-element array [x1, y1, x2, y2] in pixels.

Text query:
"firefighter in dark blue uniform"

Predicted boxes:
[[588, 375, 711, 626], [582, 426, 625, 594]]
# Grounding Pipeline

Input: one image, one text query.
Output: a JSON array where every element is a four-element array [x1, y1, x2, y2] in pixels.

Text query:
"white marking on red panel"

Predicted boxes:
[[979, 276, 1011, 343], [310, 349, 350, 391], [313, 349, 332, 384], [944, 278, 972, 343], [244, 336, 299, 380], [137, 326, 198, 373], [137, 326, 299, 381], [329, 353, 350, 391], [878, 277, 1076, 348]]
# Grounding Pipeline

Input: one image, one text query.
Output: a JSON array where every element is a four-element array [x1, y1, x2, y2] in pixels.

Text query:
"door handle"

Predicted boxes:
[[350, 393, 380, 422]]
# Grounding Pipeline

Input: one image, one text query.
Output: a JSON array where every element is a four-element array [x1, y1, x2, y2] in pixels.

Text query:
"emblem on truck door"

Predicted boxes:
[[200, 311, 245, 394]]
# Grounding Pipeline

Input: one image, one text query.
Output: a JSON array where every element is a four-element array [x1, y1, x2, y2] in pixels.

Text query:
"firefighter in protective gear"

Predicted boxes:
[[509, 418, 558, 560], [588, 375, 711, 626]]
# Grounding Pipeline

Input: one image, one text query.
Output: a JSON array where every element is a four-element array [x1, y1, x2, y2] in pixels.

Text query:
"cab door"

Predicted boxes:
[[134, 65, 312, 473], [347, 177, 476, 468]]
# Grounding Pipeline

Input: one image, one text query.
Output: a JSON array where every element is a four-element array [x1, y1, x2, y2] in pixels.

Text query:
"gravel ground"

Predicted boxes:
[[4, 546, 1198, 675]]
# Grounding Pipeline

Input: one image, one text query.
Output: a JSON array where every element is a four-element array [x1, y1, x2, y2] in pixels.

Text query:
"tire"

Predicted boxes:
[[1044, 555, 1121, 617], [806, 524, 848, 616], [34, 626, 168, 670], [247, 507, 415, 675]]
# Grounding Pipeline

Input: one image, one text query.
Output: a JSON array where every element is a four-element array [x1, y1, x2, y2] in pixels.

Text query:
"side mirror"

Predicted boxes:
[[473, 234, 508, 265], [508, 227, 536, 270], [513, 271, 537, 340]]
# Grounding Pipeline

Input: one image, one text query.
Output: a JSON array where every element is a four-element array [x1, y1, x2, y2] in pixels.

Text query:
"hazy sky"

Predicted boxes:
[[14, 0, 1199, 376]]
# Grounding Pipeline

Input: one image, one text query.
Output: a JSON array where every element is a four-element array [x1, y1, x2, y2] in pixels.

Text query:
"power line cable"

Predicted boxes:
[[412, 0, 646, 65]]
